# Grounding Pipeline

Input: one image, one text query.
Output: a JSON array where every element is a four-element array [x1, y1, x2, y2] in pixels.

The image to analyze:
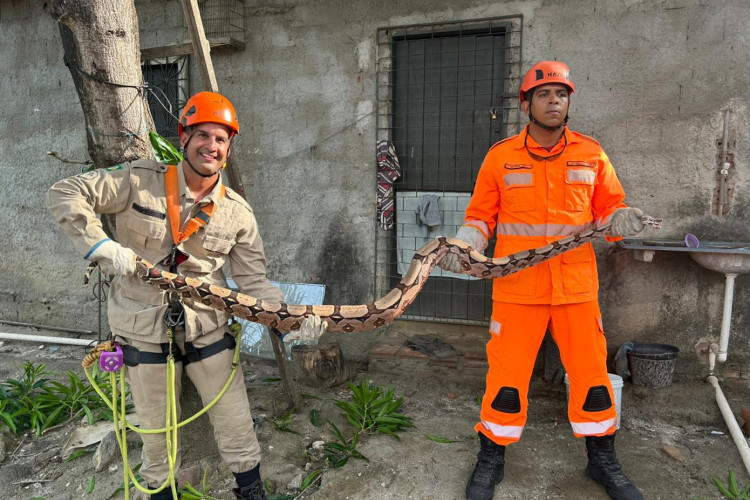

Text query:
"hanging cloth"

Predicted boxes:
[[162, 164, 225, 271], [376, 140, 402, 229]]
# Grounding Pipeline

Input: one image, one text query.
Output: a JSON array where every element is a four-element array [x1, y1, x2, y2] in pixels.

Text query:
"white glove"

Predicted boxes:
[[283, 315, 328, 343], [87, 239, 137, 276], [609, 207, 645, 237], [439, 225, 488, 274]]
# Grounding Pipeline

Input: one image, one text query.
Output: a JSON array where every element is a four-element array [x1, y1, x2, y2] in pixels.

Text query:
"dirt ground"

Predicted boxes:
[[0, 322, 748, 500]]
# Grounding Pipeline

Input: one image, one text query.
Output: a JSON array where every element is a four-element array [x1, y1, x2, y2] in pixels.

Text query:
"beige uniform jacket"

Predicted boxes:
[[47, 159, 284, 343]]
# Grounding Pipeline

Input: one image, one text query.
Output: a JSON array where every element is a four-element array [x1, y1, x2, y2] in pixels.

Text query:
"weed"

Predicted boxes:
[[270, 407, 299, 434], [179, 469, 221, 500], [696, 468, 750, 499], [332, 380, 414, 439], [0, 362, 130, 436]]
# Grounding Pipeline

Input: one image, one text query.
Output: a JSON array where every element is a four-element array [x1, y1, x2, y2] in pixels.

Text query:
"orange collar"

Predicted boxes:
[[165, 164, 225, 244]]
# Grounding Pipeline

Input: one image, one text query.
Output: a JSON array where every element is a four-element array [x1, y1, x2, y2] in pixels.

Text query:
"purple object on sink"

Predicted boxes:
[[685, 233, 700, 249]]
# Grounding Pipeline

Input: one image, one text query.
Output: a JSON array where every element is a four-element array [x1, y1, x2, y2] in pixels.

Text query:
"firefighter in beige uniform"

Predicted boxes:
[[47, 92, 322, 500]]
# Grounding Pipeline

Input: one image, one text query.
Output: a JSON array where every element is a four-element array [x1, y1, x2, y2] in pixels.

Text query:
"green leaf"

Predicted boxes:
[[86, 475, 96, 494], [300, 393, 321, 400], [81, 405, 95, 425], [66, 447, 97, 462], [729, 469, 740, 495], [149, 130, 183, 164], [425, 434, 459, 443], [300, 469, 325, 491], [310, 409, 321, 427], [327, 420, 345, 442], [713, 476, 733, 497], [332, 456, 349, 468], [323, 442, 348, 453], [264, 477, 276, 494]]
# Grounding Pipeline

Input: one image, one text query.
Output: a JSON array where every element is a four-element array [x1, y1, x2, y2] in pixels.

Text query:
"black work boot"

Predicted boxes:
[[585, 433, 643, 500], [465, 433, 506, 500], [233, 479, 266, 500], [150, 484, 180, 499]]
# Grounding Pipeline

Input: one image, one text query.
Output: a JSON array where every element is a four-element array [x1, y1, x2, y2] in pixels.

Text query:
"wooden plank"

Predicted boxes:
[[180, 0, 218, 91], [140, 42, 194, 61], [178, 0, 247, 199], [140, 38, 245, 61]]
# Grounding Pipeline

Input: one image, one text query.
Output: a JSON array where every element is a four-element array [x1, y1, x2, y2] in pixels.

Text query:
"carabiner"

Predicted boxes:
[[164, 300, 185, 328]]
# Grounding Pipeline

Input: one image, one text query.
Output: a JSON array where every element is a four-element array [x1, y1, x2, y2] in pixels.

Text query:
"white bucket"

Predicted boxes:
[[564, 373, 623, 429]]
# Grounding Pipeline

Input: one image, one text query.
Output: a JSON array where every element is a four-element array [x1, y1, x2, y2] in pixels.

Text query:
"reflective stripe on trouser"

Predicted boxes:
[[119, 327, 261, 486], [475, 301, 617, 446]]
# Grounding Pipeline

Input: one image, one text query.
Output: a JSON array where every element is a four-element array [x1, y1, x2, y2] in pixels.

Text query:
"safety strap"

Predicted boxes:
[[182, 333, 236, 365], [121, 333, 236, 367], [164, 164, 226, 245]]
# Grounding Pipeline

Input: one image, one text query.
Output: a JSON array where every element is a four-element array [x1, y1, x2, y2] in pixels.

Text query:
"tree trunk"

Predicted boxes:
[[291, 343, 348, 387], [48, 0, 152, 168]]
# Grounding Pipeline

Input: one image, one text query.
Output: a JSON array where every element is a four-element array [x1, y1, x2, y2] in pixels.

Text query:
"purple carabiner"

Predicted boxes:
[[99, 342, 124, 372]]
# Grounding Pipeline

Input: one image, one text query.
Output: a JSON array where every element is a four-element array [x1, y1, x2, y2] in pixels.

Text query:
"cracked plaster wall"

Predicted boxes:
[[2, 0, 750, 357]]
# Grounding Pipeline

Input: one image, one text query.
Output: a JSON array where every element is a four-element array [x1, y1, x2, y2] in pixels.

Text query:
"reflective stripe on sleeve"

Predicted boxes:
[[481, 420, 524, 439], [570, 417, 617, 436]]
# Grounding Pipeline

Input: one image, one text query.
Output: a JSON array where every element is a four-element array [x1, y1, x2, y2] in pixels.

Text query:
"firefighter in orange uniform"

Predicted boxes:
[[440, 62, 647, 500]]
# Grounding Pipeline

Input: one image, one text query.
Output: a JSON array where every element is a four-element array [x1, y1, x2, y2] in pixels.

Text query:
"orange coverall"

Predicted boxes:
[[464, 126, 626, 446]]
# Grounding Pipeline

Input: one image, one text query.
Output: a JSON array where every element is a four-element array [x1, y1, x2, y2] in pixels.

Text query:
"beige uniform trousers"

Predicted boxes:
[[118, 327, 260, 487]]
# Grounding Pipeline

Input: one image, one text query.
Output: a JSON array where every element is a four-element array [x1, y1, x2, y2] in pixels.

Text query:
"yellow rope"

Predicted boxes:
[[83, 323, 243, 499]]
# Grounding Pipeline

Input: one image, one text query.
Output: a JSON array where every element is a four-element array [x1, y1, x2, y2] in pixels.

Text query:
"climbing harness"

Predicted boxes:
[[82, 320, 244, 500]]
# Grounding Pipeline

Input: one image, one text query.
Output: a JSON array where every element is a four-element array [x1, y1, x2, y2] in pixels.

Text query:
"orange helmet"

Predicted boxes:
[[178, 91, 239, 137], [519, 61, 575, 102]]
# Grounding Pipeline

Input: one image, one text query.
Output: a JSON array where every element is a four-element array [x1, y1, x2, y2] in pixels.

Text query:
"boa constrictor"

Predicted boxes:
[[135, 218, 660, 334]]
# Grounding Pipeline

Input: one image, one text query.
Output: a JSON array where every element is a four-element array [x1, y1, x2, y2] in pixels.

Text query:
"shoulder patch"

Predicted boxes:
[[570, 131, 601, 146], [488, 134, 519, 152], [131, 158, 168, 173], [224, 187, 254, 213]]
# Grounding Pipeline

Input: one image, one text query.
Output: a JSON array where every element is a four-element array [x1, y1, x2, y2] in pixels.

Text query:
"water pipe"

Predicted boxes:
[[707, 376, 750, 476], [0, 319, 95, 336], [0, 332, 94, 347], [716, 273, 738, 363]]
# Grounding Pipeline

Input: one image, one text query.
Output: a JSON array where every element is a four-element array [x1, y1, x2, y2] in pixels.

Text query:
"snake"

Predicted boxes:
[[134, 217, 661, 334]]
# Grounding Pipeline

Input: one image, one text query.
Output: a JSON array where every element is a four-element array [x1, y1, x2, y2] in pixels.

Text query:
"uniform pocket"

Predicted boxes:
[[108, 281, 168, 337], [125, 211, 167, 257], [503, 172, 535, 212], [561, 245, 596, 294], [204, 234, 234, 255], [564, 168, 595, 212]]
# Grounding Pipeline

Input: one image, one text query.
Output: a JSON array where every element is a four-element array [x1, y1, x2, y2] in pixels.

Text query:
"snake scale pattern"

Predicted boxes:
[[134, 223, 646, 333]]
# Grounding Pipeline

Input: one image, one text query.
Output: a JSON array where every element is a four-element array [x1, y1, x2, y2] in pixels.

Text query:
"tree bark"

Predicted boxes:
[[48, 0, 152, 168], [291, 343, 348, 388]]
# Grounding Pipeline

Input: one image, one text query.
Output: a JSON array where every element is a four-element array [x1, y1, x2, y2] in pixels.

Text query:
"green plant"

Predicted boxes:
[[696, 469, 750, 499], [332, 380, 414, 439], [149, 130, 183, 164], [270, 407, 299, 434], [322, 420, 368, 467], [178, 469, 221, 500], [0, 362, 131, 436]]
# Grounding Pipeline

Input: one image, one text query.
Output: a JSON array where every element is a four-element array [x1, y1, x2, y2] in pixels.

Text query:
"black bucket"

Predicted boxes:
[[627, 343, 679, 388]]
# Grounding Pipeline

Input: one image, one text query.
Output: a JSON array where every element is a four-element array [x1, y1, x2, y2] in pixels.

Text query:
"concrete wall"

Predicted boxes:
[[2, 0, 750, 356]]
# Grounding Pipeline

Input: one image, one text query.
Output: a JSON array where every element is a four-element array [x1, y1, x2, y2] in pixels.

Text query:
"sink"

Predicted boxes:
[[619, 239, 750, 275], [619, 238, 750, 365]]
